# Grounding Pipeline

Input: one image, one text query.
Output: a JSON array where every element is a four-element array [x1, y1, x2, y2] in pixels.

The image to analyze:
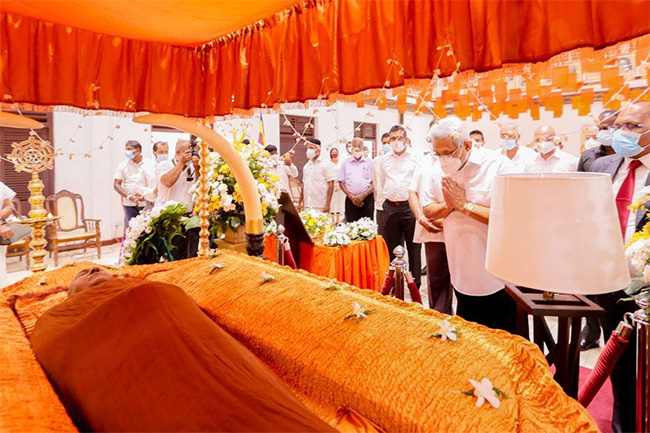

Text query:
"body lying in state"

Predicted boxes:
[[31, 267, 337, 433]]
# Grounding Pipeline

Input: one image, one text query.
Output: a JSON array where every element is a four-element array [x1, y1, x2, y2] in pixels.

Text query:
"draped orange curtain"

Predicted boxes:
[[1, 0, 649, 117]]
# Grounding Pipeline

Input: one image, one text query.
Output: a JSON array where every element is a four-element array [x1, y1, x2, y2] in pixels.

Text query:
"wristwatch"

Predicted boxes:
[[463, 203, 475, 216]]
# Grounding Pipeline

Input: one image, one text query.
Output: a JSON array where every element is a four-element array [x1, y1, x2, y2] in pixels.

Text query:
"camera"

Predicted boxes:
[[189, 141, 199, 158]]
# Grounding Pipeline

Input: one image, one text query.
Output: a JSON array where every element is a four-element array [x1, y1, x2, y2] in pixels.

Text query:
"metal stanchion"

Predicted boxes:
[[276, 224, 287, 267], [627, 293, 650, 433], [392, 246, 406, 300]]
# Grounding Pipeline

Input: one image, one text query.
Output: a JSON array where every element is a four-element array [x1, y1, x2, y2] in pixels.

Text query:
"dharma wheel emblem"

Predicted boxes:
[[7, 133, 55, 173]]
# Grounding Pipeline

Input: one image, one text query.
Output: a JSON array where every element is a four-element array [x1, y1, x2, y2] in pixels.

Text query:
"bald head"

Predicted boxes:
[[613, 101, 650, 157], [534, 125, 556, 141]]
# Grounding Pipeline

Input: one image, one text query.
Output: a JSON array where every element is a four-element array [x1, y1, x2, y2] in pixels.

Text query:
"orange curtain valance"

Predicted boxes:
[[1, 0, 649, 117]]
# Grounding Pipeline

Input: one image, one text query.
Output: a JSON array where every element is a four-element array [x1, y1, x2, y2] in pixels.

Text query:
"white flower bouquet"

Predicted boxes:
[[191, 139, 280, 237], [348, 217, 378, 241], [121, 201, 200, 265], [322, 231, 351, 247], [300, 208, 332, 237]]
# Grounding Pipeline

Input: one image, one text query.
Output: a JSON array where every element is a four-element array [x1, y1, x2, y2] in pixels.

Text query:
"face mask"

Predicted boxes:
[[306, 148, 317, 160], [472, 139, 482, 148], [156, 154, 169, 162], [501, 139, 516, 151], [439, 147, 466, 176], [596, 129, 614, 147], [125, 150, 135, 160], [612, 130, 649, 158], [353, 150, 363, 159], [382, 144, 392, 155], [584, 138, 600, 150], [393, 140, 406, 153], [538, 141, 556, 155]]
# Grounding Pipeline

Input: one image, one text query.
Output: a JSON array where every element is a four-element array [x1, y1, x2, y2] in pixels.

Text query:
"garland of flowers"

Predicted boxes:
[[300, 208, 332, 237], [192, 139, 281, 237], [121, 201, 200, 265], [323, 230, 351, 247]]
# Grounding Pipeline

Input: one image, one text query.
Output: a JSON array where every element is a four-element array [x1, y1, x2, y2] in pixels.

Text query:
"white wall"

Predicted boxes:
[[50, 101, 600, 241]]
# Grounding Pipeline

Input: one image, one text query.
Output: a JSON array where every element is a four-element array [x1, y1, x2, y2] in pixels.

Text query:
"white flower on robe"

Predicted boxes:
[[468, 378, 501, 409], [437, 320, 457, 342]]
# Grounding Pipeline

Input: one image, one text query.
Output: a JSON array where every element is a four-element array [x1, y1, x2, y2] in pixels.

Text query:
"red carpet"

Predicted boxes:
[[579, 366, 614, 433]]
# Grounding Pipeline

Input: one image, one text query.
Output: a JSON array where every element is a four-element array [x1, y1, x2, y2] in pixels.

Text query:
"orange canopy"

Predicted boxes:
[[1, 0, 649, 117]]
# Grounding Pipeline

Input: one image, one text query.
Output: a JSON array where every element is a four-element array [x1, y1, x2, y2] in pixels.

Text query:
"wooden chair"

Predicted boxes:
[[45, 190, 101, 266], [289, 178, 303, 207], [6, 197, 30, 269]]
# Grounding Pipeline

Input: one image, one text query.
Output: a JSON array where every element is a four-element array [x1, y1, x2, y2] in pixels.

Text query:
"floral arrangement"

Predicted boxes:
[[348, 217, 378, 241], [300, 208, 332, 237], [192, 139, 280, 237], [323, 230, 351, 247], [265, 220, 277, 236], [121, 201, 200, 265], [625, 192, 650, 299]]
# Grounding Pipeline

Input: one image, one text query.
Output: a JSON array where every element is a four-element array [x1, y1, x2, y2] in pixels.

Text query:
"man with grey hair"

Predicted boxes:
[[338, 137, 374, 222], [422, 116, 515, 332], [499, 122, 537, 172]]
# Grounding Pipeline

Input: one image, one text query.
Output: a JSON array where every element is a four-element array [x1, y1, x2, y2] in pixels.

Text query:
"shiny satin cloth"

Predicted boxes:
[[264, 235, 390, 291], [30, 278, 336, 432], [1, 0, 649, 116], [2, 255, 598, 432]]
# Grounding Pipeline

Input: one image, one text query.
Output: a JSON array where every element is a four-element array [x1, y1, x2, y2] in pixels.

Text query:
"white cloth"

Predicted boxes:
[[409, 156, 444, 243], [428, 147, 512, 296], [136, 160, 158, 205], [500, 145, 537, 173], [0, 182, 15, 289], [302, 158, 337, 209], [275, 162, 298, 197], [329, 160, 346, 214], [378, 148, 419, 202], [114, 158, 151, 206], [612, 153, 650, 243], [524, 149, 576, 173], [155, 159, 196, 209], [372, 154, 386, 210]]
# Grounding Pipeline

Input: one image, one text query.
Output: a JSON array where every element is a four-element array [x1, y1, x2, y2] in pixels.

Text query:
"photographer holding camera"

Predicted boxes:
[[155, 139, 200, 258]]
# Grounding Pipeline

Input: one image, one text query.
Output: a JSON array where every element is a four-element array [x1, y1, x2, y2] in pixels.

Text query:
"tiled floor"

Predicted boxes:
[[6, 246, 604, 368]]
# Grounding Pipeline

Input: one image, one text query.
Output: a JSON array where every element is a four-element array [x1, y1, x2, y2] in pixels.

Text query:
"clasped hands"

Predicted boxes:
[[441, 177, 467, 212], [127, 193, 145, 205], [348, 193, 365, 207]]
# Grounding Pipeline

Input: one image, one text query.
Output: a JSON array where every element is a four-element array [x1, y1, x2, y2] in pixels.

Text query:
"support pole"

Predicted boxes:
[[197, 139, 210, 257], [393, 245, 406, 300]]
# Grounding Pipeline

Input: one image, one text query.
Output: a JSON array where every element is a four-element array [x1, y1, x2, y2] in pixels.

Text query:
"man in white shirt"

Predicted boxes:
[[589, 101, 650, 433], [423, 117, 515, 332], [114, 140, 150, 229], [156, 140, 199, 209], [469, 129, 485, 148], [0, 182, 16, 288], [499, 122, 537, 172], [136, 141, 168, 208], [299, 139, 336, 212], [408, 156, 452, 313], [378, 125, 422, 287], [373, 133, 391, 237], [525, 125, 578, 172], [265, 144, 298, 199]]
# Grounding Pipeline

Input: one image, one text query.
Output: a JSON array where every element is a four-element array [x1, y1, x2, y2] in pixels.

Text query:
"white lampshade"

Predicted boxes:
[[486, 173, 631, 295]]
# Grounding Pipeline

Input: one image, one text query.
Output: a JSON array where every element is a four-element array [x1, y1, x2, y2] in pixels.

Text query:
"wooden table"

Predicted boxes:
[[505, 286, 605, 398]]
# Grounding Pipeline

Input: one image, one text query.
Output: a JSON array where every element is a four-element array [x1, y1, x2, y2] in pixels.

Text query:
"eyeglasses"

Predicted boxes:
[[388, 136, 406, 143], [432, 145, 462, 158], [609, 122, 647, 132]]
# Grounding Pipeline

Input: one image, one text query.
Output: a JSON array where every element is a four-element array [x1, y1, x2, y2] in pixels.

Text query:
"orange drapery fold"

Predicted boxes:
[[1, 0, 649, 117]]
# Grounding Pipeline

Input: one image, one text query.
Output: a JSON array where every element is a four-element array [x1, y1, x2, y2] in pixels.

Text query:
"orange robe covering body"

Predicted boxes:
[[30, 278, 336, 433]]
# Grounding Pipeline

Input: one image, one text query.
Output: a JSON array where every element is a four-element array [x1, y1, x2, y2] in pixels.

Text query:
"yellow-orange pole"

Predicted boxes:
[[0, 111, 44, 129]]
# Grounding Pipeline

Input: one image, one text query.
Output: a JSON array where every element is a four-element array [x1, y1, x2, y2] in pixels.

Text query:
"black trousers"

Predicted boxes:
[[594, 291, 637, 433], [376, 208, 387, 238], [344, 195, 374, 223], [424, 242, 453, 314], [383, 201, 421, 287], [123, 205, 143, 231], [455, 289, 516, 334]]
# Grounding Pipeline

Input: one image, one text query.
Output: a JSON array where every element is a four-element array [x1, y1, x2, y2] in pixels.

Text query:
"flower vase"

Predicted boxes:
[[224, 225, 247, 244]]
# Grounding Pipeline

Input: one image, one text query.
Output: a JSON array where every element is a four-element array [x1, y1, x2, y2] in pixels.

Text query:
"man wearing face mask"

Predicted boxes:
[[114, 140, 149, 229], [373, 133, 392, 236], [155, 139, 199, 209], [576, 110, 618, 172], [299, 139, 336, 213], [525, 125, 578, 172], [469, 130, 485, 148], [135, 141, 169, 209], [265, 144, 298, 199], [329, 147, 346, 220], [377, 125, 422, 288], [423, 117, 515, 332], [498, 122, 537, 172], [589, 101, 650, 433], [338, 137, 374, 222]]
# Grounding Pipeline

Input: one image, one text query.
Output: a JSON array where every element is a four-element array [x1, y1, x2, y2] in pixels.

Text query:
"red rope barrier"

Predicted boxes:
[[578, 330, 630, 408], [381, 272, 395, 296], [406, 281, 423, 305], [283, 249, 297, 269]]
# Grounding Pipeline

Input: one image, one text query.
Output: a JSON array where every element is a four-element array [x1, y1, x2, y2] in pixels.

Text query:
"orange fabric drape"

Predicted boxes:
[[264, 235, 390, 291], [2, 0, 649, 117]]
